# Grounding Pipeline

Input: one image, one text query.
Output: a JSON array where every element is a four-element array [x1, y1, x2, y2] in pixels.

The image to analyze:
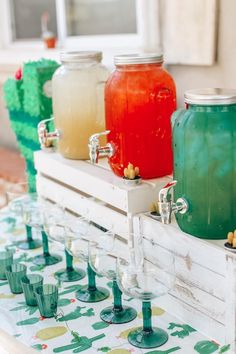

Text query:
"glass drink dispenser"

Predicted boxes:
[[38, 51, 109, 159], [89, 53, 176, 179], [158, 88, 236, 240]]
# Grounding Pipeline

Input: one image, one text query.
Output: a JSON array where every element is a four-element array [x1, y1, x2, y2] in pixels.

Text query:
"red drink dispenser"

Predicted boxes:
[[89, 53, 176, 179]]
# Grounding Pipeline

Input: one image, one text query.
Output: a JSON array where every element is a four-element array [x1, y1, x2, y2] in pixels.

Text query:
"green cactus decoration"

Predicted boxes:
[[57, 306, 95, 322], [53, 332, 105, 353], [3, 59, 59, 191], [168, 323, 196, 339]]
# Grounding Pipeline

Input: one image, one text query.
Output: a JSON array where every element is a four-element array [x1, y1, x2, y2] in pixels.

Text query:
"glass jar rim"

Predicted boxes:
[[60, 51, 102, 63], [114, 53, 163, 65], [185, 88, 236, 105]]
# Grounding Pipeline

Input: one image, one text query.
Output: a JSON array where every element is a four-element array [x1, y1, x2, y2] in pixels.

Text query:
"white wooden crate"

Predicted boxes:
[[34, 150, 236, 348], [133, 214, 236, 348], [34, 151, 170, 242]]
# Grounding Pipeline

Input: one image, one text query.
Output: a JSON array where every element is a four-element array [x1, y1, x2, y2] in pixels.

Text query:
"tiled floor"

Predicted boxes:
[[0, 147, 26, 208]]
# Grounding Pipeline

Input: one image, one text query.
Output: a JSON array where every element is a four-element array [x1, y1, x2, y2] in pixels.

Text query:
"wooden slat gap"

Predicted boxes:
[[39, 172, 126, 216], [145, 255, 225, 302], [168, 292, 224, 326], [143, 234, 225, 277], [143, 213, 227, 256]]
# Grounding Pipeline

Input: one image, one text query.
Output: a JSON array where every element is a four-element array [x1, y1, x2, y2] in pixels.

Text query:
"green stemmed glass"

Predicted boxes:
[[65, 216, 109, 303], [22, 194, 62, 266], [116, 246, 175, 349], [89, 233, 137, 324], [6, 184, 42, 250], [43, 206, 86, 282]]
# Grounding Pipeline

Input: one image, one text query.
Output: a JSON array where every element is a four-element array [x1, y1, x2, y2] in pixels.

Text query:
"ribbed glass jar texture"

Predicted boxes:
[[105, 58, 176, 179], [173, 103, 236, 239], [52, 51, 109, 159]]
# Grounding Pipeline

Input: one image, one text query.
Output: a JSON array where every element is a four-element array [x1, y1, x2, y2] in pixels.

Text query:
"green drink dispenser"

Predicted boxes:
[[158, 88, 236, 240]]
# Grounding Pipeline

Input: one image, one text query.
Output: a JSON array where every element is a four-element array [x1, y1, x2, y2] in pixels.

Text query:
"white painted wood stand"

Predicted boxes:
[[34, 150, 236, 350], [34, 151, 170, 243], [134, 214, 236, 349]]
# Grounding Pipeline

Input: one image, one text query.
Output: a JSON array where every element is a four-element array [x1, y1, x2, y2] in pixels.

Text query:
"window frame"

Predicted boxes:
[[0, 0, 161, 52]]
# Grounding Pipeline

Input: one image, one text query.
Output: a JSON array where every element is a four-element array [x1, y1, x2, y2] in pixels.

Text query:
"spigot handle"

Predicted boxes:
[[89, 130, 110, 144], [158, 180, 188, 224], [38, 117, 55, 137], [38, 117, 59, 149], [88, 130, 115, 164], [38, 118, 51, 145], [39, 117, 54, 124], [158, 180, 177, 203]]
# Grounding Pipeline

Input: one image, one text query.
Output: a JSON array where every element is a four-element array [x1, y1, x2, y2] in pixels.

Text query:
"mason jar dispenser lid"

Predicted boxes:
[[114, 53, 163, 65], [60, 51, 102, 63], [184, 88, 236, 105]]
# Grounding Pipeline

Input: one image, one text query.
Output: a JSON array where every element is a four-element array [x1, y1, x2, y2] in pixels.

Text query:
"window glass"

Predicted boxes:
[[10, 0, 57, 40], [65, 0, 137, 36]]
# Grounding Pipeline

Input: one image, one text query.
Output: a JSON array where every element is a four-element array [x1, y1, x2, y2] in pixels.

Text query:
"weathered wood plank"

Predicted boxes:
[[140, 214, 227, 275], [144, 252, 225, 324], [158, 293, 226, 344], [143, 238, 225, 301], [225, 255, 236, 350], [34, 151, 170, 214], [135, 214, 230, 342], [35, 150, 236, 345], [36, 174, 129, 240]]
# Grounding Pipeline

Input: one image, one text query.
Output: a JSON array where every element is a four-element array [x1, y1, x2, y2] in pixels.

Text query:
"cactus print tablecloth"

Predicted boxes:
[[0, 210, 230, 354]]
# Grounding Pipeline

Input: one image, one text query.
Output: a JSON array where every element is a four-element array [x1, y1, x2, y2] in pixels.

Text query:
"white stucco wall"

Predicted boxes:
[[168, 0, 236, 106]]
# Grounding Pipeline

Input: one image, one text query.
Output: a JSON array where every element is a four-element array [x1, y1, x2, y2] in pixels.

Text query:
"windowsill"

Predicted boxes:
[[0, 34, 142, 73], [0, 47, 60, 72], [0, 47, 141, 75]]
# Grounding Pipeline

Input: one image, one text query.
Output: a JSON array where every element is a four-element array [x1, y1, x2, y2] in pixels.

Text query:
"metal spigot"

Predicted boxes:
[[88, 130, 115, 164], [37, 117, 60, 150], [158, 180, 188, 224]]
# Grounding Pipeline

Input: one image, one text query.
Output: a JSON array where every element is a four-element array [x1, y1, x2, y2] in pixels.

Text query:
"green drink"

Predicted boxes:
[[172, 89, 236, 239]]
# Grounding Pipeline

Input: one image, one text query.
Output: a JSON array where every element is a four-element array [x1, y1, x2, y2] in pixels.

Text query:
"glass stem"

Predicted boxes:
[[142, 301, 153, 333], [113, 279, 123, 312], [65, 249, 73, 271], [87, 262, 97, 291], [41, 230, 50, 256], [25, 225, 33, 242]]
